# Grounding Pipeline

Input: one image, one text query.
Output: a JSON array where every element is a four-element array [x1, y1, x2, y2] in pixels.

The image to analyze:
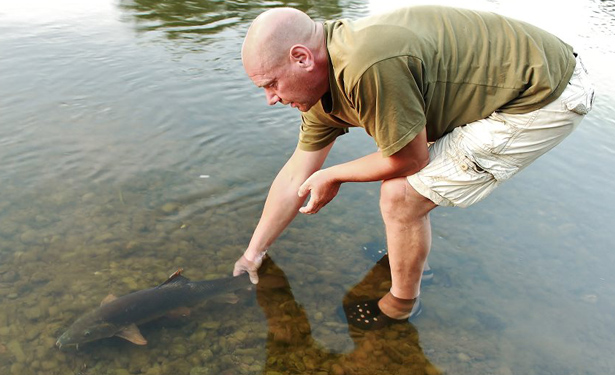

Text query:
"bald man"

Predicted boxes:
[[234, 6, 594, 329]]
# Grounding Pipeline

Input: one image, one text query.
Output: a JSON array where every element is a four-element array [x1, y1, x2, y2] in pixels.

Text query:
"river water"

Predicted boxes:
[[0, 0, 614, 374]]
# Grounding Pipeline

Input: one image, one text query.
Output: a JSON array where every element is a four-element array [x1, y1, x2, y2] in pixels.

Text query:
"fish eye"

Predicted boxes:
[[84, 331, 91, 337]]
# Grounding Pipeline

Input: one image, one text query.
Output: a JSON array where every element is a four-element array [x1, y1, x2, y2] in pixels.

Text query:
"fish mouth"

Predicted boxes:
[[56, 337, 79, 351]]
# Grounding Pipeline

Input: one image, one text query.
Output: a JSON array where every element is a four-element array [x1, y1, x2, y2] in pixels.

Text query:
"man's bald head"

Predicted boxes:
[[242, 8, 319, 71], [242, 7, 329, 112]]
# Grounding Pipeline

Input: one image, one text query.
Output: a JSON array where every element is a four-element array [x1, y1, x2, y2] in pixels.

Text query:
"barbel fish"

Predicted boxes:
[[56, 269, 251, 349]]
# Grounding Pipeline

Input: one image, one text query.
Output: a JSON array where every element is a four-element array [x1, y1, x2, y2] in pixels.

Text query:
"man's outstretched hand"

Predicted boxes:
[[233, 252, 266, 284]]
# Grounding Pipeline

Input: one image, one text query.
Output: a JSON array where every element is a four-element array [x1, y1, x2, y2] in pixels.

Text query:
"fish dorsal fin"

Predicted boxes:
[[158, 268, 190, 287], [101, 294, 118, 306], [115, 324, 147, 345]]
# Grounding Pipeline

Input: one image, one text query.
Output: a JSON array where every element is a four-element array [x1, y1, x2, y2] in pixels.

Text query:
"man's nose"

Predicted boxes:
[[265, 88, 279, 106]]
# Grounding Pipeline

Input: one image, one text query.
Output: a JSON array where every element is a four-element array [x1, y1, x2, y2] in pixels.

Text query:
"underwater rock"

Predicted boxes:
[[170, 343, 188, 357], [122, 277, 139, 290], [302, 354, 317, 370], [200, 321, 221, 330], [0, 220, 19, 237], [331, 363, 345, 375], [129, 352, 150, 373], [425, 364, 441, 375], [190, 330, 207, 343], [19, 230, 40, 245], [200, 348, 214, 361], [40, 359, 59, 371], [271, 326, 292, 345], [161, 202, 180, 214], [144, 366, 162, 375], [81, 192, 96, 203], [190, 367, 211, 375], [10, 363, 26, 375], [1, 270, 19, 283], [233, 330, 247, 341], [384, 330, 399, 340], [495, 366, 514, 375], [24, 326, 41, 341], [47, 305, 60, 318], [7, 340, 26, 362], [24, 306, 43, 321], [0, 326, 10, 336]]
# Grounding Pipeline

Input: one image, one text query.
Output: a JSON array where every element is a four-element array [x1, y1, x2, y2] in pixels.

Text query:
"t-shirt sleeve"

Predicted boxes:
[[298, 107, 349, 152], [353, 56, 427, 157]]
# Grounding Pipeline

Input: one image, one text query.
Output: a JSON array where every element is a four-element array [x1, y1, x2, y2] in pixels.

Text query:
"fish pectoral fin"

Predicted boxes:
[[100, 294, 118, 306], [209, 293, 239, 305], [115, 324, 147, 345]]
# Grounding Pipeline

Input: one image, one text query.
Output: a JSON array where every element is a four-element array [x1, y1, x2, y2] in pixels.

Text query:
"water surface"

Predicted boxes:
[[0, 0, 614, 374]]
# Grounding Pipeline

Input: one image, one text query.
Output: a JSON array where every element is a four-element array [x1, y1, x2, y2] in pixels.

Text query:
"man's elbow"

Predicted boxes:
[[389, 151, 429, 177], [416, 154, 429, 172]]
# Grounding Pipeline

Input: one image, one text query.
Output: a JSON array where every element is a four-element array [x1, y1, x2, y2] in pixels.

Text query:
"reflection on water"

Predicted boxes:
[[118, 0, 367, 42], [0, 0, 614, 374]]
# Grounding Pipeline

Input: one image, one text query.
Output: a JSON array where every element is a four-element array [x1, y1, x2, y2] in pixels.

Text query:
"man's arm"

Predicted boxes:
[[298, 128, 429, 214], [234, 141, 334, 282]]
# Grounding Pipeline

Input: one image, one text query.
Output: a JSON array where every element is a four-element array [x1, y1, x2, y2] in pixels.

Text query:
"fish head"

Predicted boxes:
[[56, 311, 119, 349]]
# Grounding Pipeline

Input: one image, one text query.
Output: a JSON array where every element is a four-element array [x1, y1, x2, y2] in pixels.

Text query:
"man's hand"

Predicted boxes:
[[233, 252, 266, 284], [297, 169, 341, 215]]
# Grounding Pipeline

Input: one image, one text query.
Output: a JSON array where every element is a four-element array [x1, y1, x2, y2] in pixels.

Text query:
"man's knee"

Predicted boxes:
[[380, 177, 435, 220]]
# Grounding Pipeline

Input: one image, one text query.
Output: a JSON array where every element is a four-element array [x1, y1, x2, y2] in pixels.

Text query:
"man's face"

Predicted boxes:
[[246, 58, 321, 112]]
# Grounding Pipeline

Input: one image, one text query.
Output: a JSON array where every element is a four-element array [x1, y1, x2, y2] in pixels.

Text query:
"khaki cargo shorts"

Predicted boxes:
[[408, 55, 595, 207]]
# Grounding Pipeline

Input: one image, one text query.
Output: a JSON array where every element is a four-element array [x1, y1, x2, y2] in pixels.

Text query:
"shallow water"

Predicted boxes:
[[0, 0, 614, 374]]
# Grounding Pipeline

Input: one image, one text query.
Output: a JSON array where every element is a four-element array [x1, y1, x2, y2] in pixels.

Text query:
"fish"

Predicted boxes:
[[56, 269, 251, 349]]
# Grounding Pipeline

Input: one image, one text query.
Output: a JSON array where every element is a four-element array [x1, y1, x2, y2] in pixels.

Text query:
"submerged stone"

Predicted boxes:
[[20, 230, 40, 245], [161, 202, 180, 214], [10, 363, 26, 375], [189, 366, 210, 375], [7, 340, 26, 362], [331, 363, 345, 375], [40, 360, 59, 371]]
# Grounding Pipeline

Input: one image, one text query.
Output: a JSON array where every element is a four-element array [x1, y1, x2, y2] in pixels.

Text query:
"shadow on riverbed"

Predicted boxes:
[[256, 257, 441, 375]]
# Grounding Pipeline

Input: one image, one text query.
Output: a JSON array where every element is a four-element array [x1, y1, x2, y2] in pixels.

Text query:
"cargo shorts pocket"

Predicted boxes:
[[562, 57, 595, 115]]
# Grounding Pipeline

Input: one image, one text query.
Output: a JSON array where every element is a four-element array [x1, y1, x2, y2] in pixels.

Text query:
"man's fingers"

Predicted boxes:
[[299, 196, 315, 214], [233, 261, 244, 277], [297, 181, 310, 197], [248, 270, 259, 284], [234, 255, 259, 282]]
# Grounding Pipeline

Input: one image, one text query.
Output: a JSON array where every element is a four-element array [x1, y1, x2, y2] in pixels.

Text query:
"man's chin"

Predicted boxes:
[[296, 103, 314, 112]]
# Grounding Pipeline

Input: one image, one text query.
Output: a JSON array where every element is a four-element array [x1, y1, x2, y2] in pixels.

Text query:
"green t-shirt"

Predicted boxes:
[[299, 5, 576, 157]]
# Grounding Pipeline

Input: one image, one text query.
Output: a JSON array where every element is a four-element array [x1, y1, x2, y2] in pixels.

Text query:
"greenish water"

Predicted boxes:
[[0, 0, 614, 374]]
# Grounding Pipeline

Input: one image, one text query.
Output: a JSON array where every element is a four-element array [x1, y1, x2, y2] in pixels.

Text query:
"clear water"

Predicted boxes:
[[0, 0, 613, 374]]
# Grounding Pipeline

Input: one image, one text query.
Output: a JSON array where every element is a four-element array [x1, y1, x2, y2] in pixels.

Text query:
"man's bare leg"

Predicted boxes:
[[378, 177, 437, 319]]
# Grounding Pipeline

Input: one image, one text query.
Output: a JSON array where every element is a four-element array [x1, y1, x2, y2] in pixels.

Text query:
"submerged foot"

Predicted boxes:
[[342, 293, 422, 330]]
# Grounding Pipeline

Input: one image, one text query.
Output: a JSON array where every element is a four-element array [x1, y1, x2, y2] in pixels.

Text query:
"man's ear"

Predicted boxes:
[[289, 44, 314, 70]]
